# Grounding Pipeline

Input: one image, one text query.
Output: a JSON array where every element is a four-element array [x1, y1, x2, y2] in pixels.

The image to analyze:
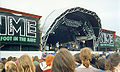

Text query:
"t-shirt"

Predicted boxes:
[[75, 64, 99, 72], [56, 43, 59, 48]]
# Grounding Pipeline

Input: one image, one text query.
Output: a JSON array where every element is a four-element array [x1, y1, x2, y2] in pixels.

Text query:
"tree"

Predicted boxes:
[[115, 35, 120, 50]]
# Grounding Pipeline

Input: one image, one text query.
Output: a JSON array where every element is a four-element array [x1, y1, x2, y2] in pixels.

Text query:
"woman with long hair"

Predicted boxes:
[[75, 47, 99, 72], [5, 61, 18, 72], [105, 52, 120, 72], [17, 54, 35, 72], [52, 48, 75, 72]]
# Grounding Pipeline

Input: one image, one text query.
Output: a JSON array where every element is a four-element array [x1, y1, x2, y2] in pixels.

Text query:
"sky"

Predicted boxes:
[[0, 0, 120, 36]]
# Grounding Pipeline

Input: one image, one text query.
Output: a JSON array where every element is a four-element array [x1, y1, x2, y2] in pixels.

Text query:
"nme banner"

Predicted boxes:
[[99, 29, 115, 48], [0, 11, 40, 46]]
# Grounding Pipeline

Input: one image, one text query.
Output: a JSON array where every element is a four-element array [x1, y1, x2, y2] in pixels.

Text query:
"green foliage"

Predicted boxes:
[[115, 35, 120, 49]]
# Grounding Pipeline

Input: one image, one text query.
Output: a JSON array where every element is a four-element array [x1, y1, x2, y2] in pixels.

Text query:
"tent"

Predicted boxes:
[[42, 7, 102, 50]]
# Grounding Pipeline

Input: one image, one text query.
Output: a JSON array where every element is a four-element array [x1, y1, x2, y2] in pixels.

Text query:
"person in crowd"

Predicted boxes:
[[55, 41, 60, 51], [35, 64, 43, 72], [56, 41, 59, 48], [101, 54, 106, 59], [49, 44, 53, 51], [52, 48, 75, 72], [7, 56, 12, 61], [42, 54, 54, 72], [0, 62, 4, 72], [33, 56, 40, 67], [75, 47, 99, 72], [105, 53, 112, 59], [67, 42, 71, 50], [17, 54, 35, 72], [36, 52, 48, 72], [95, 57, 106, 72], [5, 61, 18, 72], [11, 57, 17, 62], [93, 53, 100, 60], [105, 52, 120, 72], [14, 60, 18, 66], [74, 53, 81, 68], [1, 59, 7, 72], [41, 51, 48, 61], [90, 54, 98, 68]]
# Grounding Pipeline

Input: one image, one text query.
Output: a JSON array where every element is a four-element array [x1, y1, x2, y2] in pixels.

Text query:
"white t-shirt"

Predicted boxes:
[[39, 62, 51, 71]]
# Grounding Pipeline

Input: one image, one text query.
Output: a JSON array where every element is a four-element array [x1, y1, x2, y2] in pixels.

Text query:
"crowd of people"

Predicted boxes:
[[0, 47, 120, 72]]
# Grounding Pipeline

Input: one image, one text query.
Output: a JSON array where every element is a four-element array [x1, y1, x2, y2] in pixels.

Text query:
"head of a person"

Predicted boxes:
[[2, 59, 7, 68], [105, 52, 120, 72], [52, 48, 75, 72], [7, 56, 12, 61], [45, 54, 54, 66], [17, 54, 35, 72], [96, 57, 106, 70], [80, 47, 92, 68], [11, 57, 17, 62], [93, 53, 100, 59], [74, 53, 81, 64], [5, 61, 18, 72], [41, 51, 48, 61], [0, 62, 4, 70], [33, 56, 39, 62]]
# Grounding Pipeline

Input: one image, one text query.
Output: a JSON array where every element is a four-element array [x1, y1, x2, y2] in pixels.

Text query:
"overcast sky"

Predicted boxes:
[[0, 0, 120, 36]]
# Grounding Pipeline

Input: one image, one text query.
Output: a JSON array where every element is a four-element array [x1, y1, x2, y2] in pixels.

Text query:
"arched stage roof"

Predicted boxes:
[[42, 7, 102, 50]]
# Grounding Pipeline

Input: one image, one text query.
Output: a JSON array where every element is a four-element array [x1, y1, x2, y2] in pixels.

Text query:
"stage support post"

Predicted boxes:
[[20, 45, 22, 51]]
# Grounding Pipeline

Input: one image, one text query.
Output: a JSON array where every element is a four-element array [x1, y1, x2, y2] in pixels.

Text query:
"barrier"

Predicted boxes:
[[0, 51, 114, 59]]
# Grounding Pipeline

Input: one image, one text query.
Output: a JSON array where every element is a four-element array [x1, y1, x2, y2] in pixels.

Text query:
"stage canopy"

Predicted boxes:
[[42, 7, 102, 50]]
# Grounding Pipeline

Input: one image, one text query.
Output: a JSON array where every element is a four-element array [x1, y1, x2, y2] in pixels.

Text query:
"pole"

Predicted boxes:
[[40, 27, 42, 51], [0, 45, 4, 60], [0, 46, 1, 61], [20, 45, 22, 51], [0, 45, 1, 61], [93, 36, 96, 51]]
